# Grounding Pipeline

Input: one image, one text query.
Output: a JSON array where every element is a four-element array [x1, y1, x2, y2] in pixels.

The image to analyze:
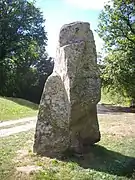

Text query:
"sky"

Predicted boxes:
[[35, 0, 108, 57]]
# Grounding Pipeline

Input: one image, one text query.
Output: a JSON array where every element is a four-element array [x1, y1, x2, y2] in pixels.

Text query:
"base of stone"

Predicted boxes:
[[33, 134, 101, 159]]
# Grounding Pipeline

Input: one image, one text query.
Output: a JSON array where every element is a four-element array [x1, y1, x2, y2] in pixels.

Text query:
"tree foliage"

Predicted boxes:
[[97, 0, 135, 100], [0, 0, 53, 103]]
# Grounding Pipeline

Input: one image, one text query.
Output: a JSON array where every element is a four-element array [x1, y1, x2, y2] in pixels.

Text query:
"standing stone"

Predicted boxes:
[[33, 21, 101, 157]]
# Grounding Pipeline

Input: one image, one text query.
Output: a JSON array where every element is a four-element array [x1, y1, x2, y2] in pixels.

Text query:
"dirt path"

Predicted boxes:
[[0, 116, 37, 128], [0, 117, 37, 137], [97, 103, 135, 114]]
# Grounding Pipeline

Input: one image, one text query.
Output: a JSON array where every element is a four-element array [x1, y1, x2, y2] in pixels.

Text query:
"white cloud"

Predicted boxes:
[[65, 0, 108, 10]]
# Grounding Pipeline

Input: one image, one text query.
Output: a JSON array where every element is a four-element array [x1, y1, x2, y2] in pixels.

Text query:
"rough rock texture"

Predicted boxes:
[[33, 21, 101, 157]]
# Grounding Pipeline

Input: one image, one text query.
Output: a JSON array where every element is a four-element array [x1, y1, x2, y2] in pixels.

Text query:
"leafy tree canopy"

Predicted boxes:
[[0, 0, 53, 103], [97, 0, 135, 101]]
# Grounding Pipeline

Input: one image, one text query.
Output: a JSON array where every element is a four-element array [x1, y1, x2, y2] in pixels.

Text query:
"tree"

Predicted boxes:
[[97, 0, 135, 102], [97, 0, 135, 51], [0, 0, 52, 103]]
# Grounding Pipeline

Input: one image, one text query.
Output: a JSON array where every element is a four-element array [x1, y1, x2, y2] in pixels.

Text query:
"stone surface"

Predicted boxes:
[[33, 21, 101, 157]]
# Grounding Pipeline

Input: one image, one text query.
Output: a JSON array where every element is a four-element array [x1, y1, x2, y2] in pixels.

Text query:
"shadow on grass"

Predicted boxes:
[[98, 104, 135, 115], [64, 145, 135, 178], [4, 97, 39, 110]]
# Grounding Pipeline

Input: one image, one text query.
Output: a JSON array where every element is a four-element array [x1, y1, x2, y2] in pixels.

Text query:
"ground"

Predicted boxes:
[[0, 104, 135, 180], [0, 97, 38, 121]]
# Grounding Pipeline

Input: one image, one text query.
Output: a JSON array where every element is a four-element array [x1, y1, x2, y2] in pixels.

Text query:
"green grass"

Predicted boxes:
[[0, 113, 135, 180], [101, 89, 131, 106], [0, 130, 34, 180], [0, 97, 38, 121]]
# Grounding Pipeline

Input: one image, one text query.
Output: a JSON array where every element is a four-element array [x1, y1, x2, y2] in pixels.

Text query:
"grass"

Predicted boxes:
[[0, 97, 38, 121], [0, 130, 34, 180], [0, 112, 135, 180], [101, 88, 131, 106]]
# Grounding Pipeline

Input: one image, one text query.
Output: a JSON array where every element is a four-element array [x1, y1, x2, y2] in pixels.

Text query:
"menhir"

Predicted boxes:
[[33, 21, 101, 157]]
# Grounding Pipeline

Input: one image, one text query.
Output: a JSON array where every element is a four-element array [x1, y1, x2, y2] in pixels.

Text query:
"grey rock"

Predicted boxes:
[[33, 21, 101, 157]]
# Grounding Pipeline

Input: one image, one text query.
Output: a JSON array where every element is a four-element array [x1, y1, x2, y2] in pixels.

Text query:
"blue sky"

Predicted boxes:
[[35, 0, 108, 57]]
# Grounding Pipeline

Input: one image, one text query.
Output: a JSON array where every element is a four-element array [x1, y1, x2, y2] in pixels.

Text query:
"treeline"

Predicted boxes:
[[0, 0, 54, 103], [2, 0, 134, 106], [97, 0, 135, 105]]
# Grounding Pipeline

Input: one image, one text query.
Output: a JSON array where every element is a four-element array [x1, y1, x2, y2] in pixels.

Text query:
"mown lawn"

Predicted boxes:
[[0, 97, 38, 121], [0, 112, 135, 180]]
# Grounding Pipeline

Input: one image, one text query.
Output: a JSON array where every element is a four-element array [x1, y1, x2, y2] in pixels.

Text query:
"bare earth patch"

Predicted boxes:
[[16, 165, 42, 175], [98, 104, 135, 137], [99, 113, 135, 137]]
